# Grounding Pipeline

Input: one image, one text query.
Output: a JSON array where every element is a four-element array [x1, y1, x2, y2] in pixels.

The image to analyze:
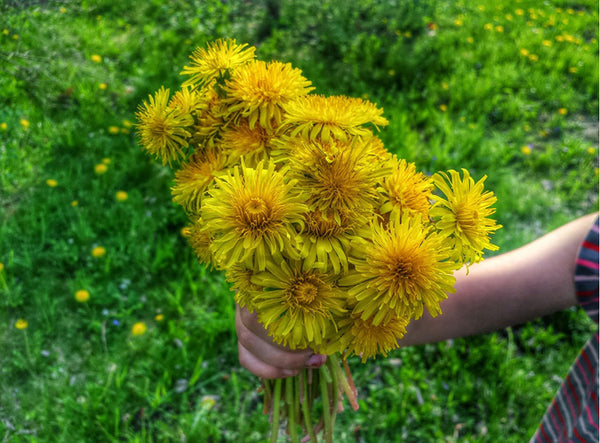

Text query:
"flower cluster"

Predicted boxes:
[[136, 39, 501, 363]]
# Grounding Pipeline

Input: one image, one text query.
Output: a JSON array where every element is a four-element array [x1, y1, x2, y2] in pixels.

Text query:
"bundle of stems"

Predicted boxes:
[[262, 354, 358, 443]]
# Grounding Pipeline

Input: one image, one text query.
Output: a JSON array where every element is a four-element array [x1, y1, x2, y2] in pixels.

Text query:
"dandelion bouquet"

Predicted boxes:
[[136, 39, 501, 442]]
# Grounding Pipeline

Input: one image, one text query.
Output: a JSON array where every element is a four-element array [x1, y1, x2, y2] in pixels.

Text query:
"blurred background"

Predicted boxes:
[[0, 0, 598, 441]]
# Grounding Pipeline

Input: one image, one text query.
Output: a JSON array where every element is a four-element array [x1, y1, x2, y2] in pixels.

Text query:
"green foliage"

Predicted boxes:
[[0, 0, 597, 441]]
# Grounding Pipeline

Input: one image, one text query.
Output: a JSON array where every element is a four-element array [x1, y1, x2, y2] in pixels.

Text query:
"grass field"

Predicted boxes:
[[0, 0, 598, 442]]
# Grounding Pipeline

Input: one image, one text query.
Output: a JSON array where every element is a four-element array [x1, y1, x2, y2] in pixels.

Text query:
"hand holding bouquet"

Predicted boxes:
[[136, 39, 501, 442]]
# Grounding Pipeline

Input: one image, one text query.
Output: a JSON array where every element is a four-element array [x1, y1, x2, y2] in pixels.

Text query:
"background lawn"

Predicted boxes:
[[0, 0, 598, 442]]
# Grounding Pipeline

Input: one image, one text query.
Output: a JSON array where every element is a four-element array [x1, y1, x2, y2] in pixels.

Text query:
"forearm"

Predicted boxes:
[[400, 213, 598, 346]]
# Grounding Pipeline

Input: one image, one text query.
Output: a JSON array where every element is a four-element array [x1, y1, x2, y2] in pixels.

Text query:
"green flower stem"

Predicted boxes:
[[285, 377, 299, 443], [301, 370, 318, 443], [319, 365, 333, 443], [333, 357, 359, 411], [328, 356, 339, 428], [270, 378, 282, 443]]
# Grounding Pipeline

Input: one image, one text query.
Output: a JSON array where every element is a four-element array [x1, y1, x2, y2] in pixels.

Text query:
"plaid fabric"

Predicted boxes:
[[530, 217, 599, 443]]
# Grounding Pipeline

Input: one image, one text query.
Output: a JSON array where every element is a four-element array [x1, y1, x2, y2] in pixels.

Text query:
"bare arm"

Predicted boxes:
[[236, 213, 598, 376]]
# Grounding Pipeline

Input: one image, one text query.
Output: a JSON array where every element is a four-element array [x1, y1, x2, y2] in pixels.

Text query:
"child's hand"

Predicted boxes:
[[235, 304, 327, 379]]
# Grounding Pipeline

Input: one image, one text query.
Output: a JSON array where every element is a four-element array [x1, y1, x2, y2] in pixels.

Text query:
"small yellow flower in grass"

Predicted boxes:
[[12, 34, 19, 40], [556, 35, 565, 42], [495, 25, 504, 33], [542, 40, 552, 47], [46, 179, 58, 187], [558, 108, 568, 116], [520, 48, 530, 57], [403, 31, 412, 38], [454, 18, 463, 26], [108, 126, 119, 134], [154, 314, 164, 322], [102, 158, 111, 165], [91, 246, 106, 258], [439, 104, 448, 112], [505, 14, 513, 21], [15, 319, 28, 330], [521, 145, 532, 155], [468, 123, 477, 130], [467, 36, 474, 44], [388, 69, 395, 76], [524, 124, 531, 131], [528, 54, 539, 62], [587, 147, 596, 155], [441, 82, 449, 90], [2, 29, 8, 35], [99, 83, 107, 90], [75, 289, 90, 303], [478, 5, 486, 11], [94, 163, 108, 174], [484, 23, 493, 31], [515, 8, 524, 15], [60, 6, 66, 13], [71, 200, 78, 207], [91, 54, 102, 63], [131, 322, 147, 336], [0, 122, 7, 131], [122, 119, 133, 128], [20, 119, 29, 130], [115, 190, 128, 201]]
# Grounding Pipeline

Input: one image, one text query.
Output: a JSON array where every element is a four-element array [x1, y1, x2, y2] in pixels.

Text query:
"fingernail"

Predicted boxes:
[[305, 354, 326, 368]]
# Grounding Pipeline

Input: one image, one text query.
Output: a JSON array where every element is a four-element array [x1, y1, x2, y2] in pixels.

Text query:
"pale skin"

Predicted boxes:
[[236, 212, 598, 379]]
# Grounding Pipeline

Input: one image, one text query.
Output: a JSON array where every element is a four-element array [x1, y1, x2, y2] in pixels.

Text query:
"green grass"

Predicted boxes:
[[0, 0, 597, 441]]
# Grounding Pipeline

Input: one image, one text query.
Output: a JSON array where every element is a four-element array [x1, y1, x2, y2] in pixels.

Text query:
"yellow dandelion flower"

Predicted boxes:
[[201, 160, 307, 270], [223, 60, 314, 130], [555, 35, 565, 42], [91, 54, 102, 63], [484, 23, 493, 31], [15, 319, 28, 330], [467, 36, 474, 44], [0, 122, 6, 131], [75, 289, 90, 303], [187, 220, 214, 266], [378, 157, 434, 224], [558, 107, 568, 115], [155, 314, 164, 322], [122, 119, 133, 128], [12, 34, 18, 40], [108, 126, 119, 134], [285, 137, 385, 224], [252, 259, 347, 351], [454, 18, 463, 26], [94, 163, 108, 174], [520, 48, 530, 56], [180, 38, 256, 88], [528, 54, 539, 62], [334, 312, 408, 362], [131, 322, 147, 336], [226, 265, 262, 312], [20, 119, 30, 130], [403, 31, 412, 38], [220, 118, 274, 167], [297, 208, 356, 275], [99, 83, 107, 90], [168, 87, 203, 115], [478, 5, 486, 11], [115, 191, 128, 201], [282, 95, 388, 142], [46, 179, 58, 187], [495, 25, 504, 33], [587, 147, 596, 155], [91, 246, 106, 258], [136, 87, 193, 166], [71, 200, 78, 207], [2, 29, 8, 35], [171, 150, 228, 215], [431, 169, 501, 266], [515, 8, 524, 15], [439, 104, 448, 112], [60, 6, 66, 13], [521, 145, 532, 155], [505, 13, 513, 21], [542, 40, 552, 47], [569, 67, 578, 73], [339, 215, 457, 324]]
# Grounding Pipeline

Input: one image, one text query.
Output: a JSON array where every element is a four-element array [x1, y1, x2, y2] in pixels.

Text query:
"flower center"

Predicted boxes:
[[456, 203, 478, 232], [244, 197, 268, 216], [293, 281, 319, 305]]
